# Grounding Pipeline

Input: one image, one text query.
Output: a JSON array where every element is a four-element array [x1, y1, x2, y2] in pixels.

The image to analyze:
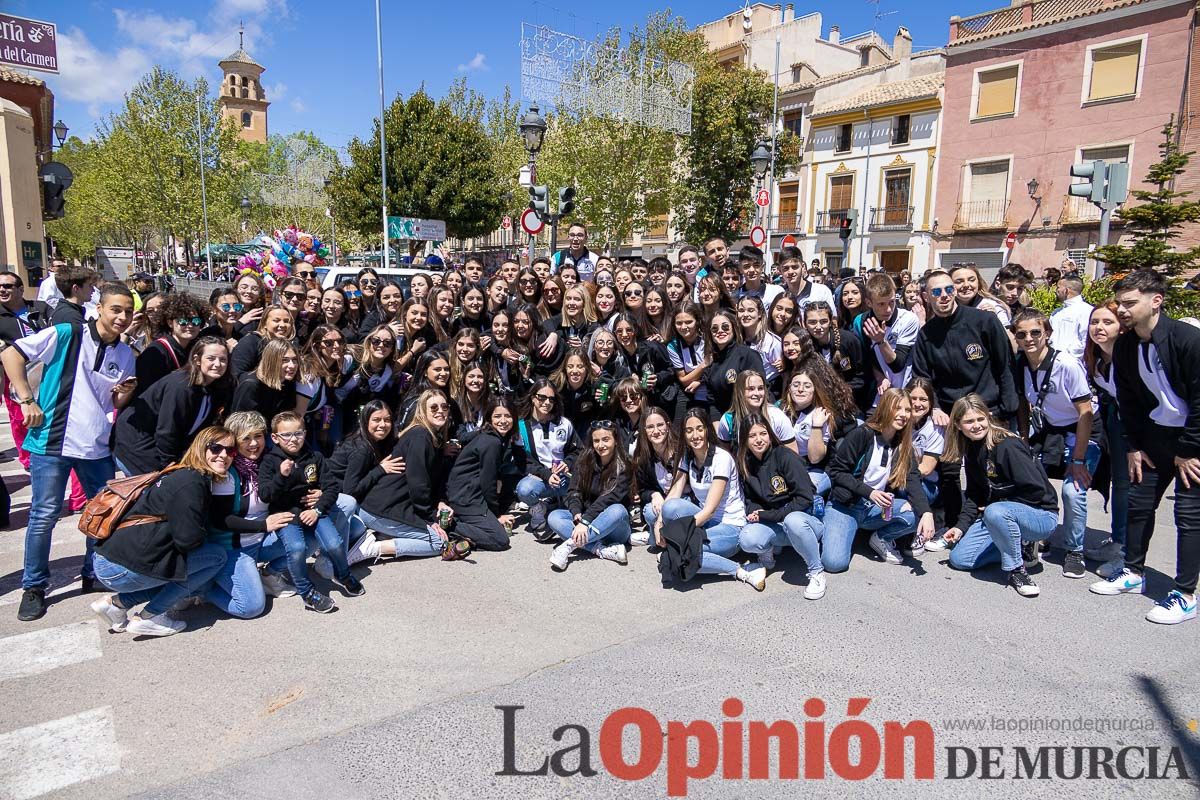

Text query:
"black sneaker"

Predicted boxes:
[[1021, 541, 1041, 571], [1009, 569, 1040, 597], [17, 588, 46, 621], [1063, 551, 1086, 579], [528, 502, 549, 536], [301, 589, 336, 614], [336, 572, 365, 597], [79, 576, 102, 594]]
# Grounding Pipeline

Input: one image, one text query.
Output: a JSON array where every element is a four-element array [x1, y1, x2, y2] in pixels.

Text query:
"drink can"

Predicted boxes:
[[882, 501, 893, 521], [502, 518, 513, 535], [598, 380, 610, 404], [641, 365, 652, 388], [438, 508, 451, 527], [552, 458, 563, 471], [519, 353, 529, 364]]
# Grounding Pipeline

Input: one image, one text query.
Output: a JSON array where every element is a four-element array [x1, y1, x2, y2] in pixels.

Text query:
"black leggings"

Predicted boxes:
[[452, 510, 511, 551]]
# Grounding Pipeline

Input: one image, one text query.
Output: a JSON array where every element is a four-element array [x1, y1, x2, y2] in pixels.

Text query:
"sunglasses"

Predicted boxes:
[[428, 402, 450, 411], [206, 442, 237, 457], [618, 391, 640, 401], [1014, 329, 1045, 340], [368, 336, 394, 347], [297, 271, 315, 279], [360, 280, 379, 287], [534, 393, 556, 403], [320, 337, 345, 347], [711, 324, 732, 333], [929, 286, 956, 298], [344, 290, 362, 298], [0, 283, 19, 291], [624, 289, 644, 298], [282, 291, 305, 301], [176, 317, 204, 327], [590, 419, 618, 431], [219, 303, 244, 313]]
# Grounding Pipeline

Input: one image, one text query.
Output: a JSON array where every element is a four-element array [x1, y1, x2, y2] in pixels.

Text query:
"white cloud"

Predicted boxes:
[[456, 52, 488, 73], [290, 98, 307, 113], [53, 27, 151, 109], [266, 82, 287, 100]]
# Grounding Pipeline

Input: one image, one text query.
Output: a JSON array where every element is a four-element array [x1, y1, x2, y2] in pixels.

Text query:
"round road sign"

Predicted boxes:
[[1005, 232, 1017, 249], [749, 225, 766, 248], [780, 233, 797, 249], [520, 208, 545, 236]]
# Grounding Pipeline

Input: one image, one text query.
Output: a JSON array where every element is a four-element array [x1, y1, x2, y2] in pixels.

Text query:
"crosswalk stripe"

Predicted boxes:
[[0, 580, 84, 609], [0, 621, 103, 683], [0, 707, 120, 800]]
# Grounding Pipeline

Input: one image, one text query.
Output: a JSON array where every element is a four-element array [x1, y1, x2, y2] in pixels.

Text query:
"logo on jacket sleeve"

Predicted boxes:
[[965, 343, 984, 361]]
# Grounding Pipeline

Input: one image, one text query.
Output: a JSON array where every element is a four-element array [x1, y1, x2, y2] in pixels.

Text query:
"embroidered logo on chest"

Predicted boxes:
[[965, 344, 984, 361]]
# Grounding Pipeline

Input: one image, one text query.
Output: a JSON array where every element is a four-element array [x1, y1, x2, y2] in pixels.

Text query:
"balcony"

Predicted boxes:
[[949, 0, 1128, 44], [1059, 194, 1102, 225], [736, 213, 805, 238], [953, 199, 1009, 231], [816, 209, 850, 233], [869, 206, 915, 232]]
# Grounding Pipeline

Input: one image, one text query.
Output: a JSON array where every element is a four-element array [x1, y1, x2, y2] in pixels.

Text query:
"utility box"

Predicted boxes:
[[96, 247, 137, 281]]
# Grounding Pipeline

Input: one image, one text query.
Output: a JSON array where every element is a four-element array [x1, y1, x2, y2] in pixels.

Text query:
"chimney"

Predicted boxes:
[[784, 3, 795, 22], [892, 26, 912, 61], [829, 25, 840, 44]]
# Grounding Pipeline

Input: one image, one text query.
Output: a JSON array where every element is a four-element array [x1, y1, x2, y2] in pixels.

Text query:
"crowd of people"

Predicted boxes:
[[2, 227, 1197, 636]]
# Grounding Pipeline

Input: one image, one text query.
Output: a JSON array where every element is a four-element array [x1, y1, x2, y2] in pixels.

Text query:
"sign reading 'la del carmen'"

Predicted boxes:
[[0, 13, 58, 74]]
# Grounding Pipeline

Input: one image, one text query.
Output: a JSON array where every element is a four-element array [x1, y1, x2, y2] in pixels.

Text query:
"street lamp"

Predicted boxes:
[[240, 196, 251, 233], [751, 140, 772, 178], [520, 105, 547, 157], [1026, 177, 1041, 201], [52, 119, 68, 147]]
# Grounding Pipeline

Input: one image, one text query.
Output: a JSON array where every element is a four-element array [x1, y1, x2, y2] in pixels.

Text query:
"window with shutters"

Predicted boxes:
[[1085, 36, 1144, 103], [778, 182, 800, 228], [783, 110, 803, 138], [972, 63, 1020, 119], [829, 174, 853, 211], [646, 214, 669, 240], [956, 159, 1010, 229]]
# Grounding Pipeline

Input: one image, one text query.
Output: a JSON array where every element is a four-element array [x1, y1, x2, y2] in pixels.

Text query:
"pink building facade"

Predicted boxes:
[[932, 0, 1197, 278]]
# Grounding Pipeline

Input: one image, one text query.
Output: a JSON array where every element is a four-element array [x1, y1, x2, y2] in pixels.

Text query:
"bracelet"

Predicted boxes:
[[18, 397, 34, 405], [1070, 458, 1086, 465]]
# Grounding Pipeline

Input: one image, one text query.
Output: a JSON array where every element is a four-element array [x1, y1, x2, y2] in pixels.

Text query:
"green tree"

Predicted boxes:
[[329, 88, 507, 253], [1094, 119, 1200, 278]]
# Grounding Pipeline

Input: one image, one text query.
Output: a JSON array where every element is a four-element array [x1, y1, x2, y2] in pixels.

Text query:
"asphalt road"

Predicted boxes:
[[0, 414, 1196, 799]]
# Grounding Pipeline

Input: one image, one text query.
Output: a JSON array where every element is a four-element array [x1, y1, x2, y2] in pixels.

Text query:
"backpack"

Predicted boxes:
[[78, 465, 182, 541]]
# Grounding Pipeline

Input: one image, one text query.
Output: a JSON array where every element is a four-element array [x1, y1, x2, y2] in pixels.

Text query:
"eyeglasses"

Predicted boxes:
[[929, 286, 956, 298], [1014, 329, 1045, 340], [624, 289, 643, 298], [534, 393, 556, 403], [206, 442, 237, 457], [274, 431, 305, 441], [368, 337, 394, 347], [176, 317, 204, 327], [282, 291, 305, 301], [344, 290, 362, 298], [219, 303, 244, 313], [320, 337, 345, 347]]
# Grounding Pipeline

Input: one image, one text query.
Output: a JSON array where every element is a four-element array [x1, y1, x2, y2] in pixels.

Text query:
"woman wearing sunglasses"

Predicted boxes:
[[514, 378, 582, 538], [274, 276, 314, 342], [539, 276, 566, 322], [514, 268, 543, 309], [296, 324, 351, 454], [230, 305, 295, 380], [356, 268, 382, 316], [703, 309, 765, 416], [339, 281, 366, 336], [547, 419, 633, 570], [1012, 308, 1099, 579], [89, 427, 233, 637], [337, 326, 401, 416], [397, 351, 460, 435], [353, 390, 466, 564], [612, 313, 675, 411], [653, 409, 765, 591], [133, 292, 208, 399], [114, 336, 233, 477], [204, 288, 246, 351]]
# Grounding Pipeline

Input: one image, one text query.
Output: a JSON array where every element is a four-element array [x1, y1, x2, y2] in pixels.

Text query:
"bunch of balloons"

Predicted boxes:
[[236, 226, 330, 290]]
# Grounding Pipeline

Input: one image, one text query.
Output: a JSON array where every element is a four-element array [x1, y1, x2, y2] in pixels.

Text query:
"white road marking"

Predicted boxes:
[[0, 621, 103, 683], [0, 580, 83, 608], [0, 707, 120, 800]]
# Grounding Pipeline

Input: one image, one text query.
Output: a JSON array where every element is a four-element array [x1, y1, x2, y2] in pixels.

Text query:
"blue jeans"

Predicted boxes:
[[23, 453, 115, 590], [358, 509, 443, 558], [948, 501, 1060, 572], [660, 498, 743, 577], [1047, 440, 1101, 553], [821, 496, 917, 573], [739, 512, 825, 575], [516, 475, 568, 507], [548, 505, 631, 552], [278, 516, 351, 596], [93, 544, 227, 616], [332, 494, 367, 547], [808, 469, 831, 497], [205, 535, 286, 619], [1104, 403, 1129, 547]]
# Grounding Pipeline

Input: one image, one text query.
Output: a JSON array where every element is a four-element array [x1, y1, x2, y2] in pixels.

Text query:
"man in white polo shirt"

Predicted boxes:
[[2, 283, 138, 621], [1049, 273, 1092, 362]]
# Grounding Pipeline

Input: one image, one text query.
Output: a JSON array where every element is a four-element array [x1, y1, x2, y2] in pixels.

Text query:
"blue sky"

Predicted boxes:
[[19, 0, 995, 152]]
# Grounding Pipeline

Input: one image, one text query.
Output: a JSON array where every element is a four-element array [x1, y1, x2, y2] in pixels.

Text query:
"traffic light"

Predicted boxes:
[[838, 208, 857, 241], [529, 185, 549, 220], [1069, 160, 1105, 203], [558, 186, 576, 218], [1105, 162, 1130, 206], [42, 179, 66, 219]]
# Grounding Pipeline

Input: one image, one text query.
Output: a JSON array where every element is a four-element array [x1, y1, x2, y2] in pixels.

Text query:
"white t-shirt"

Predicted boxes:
[[1021, 351, 1096, 429], [1134, 341, 1187, 429], [716, 405, 795, 446], [868, 307, 920, 389], [789, 280, 835, 313], [862, 436, 896, 492], [790, 406, 832, 460], [682, 446, 746, 527], [749, 331, 783, 382], [528, 416, 575, 469], [912, 416, 945, 461], [667, 337, 708, 402], [1049, 295, 1093, 363]]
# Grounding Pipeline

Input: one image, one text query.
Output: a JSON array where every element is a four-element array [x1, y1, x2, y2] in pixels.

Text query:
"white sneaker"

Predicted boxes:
[[595, 543, 627, 565], [90, 595, 128, 632], [1089, 568, 1145, 596], [126, 612, 185, 637], [629, 530, 651, 547], [738, 566, 767, 592], [550, 541, 575, 571], [347, 531, 381, 566], [511, 501, 530, 514], [260, 571, 297, 598], [1085, 537, 1119, 561], [869, 533, 903, 565], [1145, 591, 1198, 625], [923, 535, 949, 552], [804, 572, 827, 600], [1097, 557, 1125, 579], [313, 554, 334, 581], [757, 550, 776, 571]]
